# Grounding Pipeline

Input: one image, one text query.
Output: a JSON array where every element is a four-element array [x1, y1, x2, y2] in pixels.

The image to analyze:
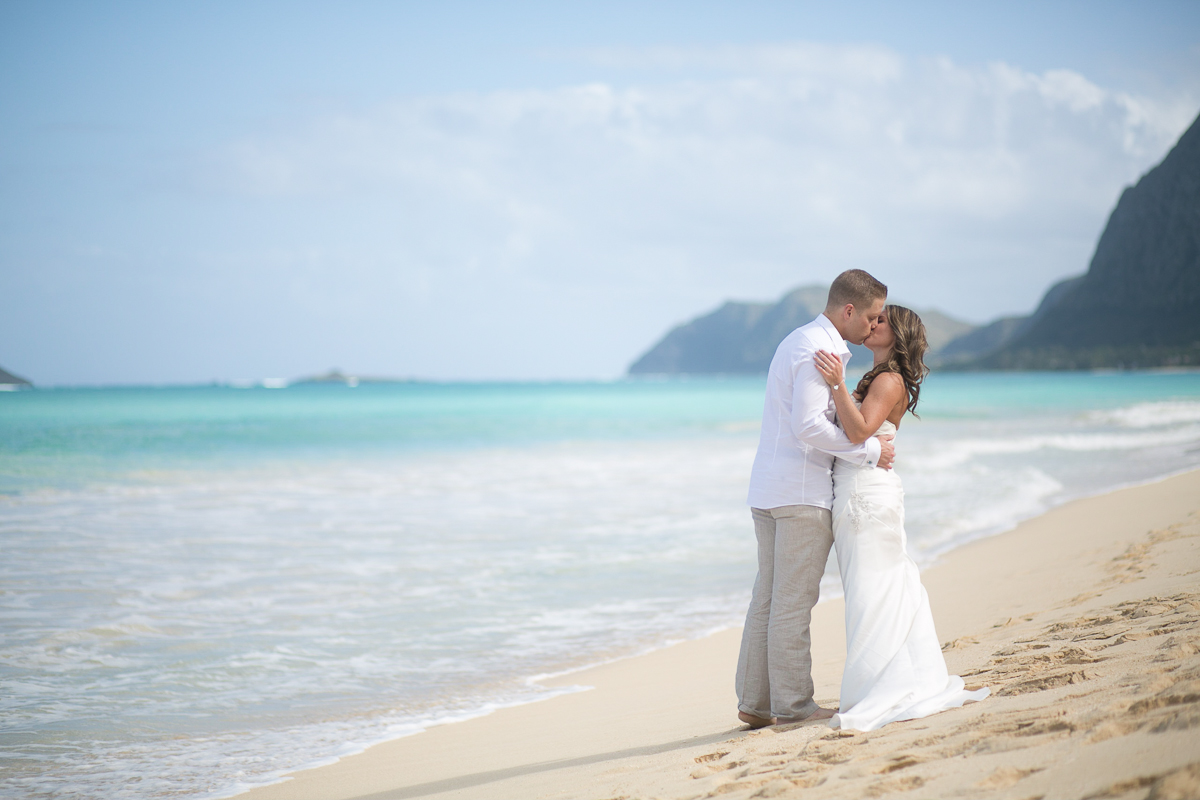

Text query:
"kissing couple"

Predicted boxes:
[[735, 269, 989, 732]]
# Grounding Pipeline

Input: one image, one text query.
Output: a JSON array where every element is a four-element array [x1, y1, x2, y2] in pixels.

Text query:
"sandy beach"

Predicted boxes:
[[236, 469, 1200, 800]]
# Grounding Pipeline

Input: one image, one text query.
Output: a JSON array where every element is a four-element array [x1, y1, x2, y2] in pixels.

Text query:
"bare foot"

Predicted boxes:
[[775, 707, 836, 725], [737, 710, 775, 729]]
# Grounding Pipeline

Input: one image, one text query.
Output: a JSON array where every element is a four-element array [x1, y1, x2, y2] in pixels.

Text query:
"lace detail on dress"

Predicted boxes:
[[846, 487, 870, 531]]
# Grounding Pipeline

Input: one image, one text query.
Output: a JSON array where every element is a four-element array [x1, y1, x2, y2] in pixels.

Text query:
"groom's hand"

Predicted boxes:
[[876, 435, 895, 470]]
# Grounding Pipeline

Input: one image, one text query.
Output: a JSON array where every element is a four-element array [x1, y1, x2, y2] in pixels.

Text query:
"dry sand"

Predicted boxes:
[[236, 470, 1200, 800]]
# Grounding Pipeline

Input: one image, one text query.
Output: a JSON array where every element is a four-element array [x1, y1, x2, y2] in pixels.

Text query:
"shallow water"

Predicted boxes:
[[2, 373, 1199, 798]]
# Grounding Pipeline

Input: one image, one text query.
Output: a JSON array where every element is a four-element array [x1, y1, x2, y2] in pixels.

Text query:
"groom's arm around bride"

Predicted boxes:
[[735, 269, 894, 728]]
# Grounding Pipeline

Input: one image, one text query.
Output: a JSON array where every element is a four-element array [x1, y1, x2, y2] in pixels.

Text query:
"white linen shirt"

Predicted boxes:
[[747, 314, 882, 510]]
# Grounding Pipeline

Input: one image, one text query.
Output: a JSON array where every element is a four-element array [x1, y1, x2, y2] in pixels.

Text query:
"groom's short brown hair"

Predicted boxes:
[[826, 269, 887, 311]]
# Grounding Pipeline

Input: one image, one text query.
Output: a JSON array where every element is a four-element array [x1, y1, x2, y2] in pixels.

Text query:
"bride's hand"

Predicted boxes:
[[814, 349, 845, 387]]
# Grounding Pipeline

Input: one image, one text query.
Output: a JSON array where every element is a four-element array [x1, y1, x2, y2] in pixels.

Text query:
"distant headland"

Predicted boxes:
[[629, 110, 1200, 374], [0, 366, 32, 389], [627, 285, 976, 374]]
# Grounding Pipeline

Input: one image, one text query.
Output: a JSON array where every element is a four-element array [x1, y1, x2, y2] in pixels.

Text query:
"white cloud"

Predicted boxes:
[[192, 42, 1198, 377], [1036, 69, 1107, 112]]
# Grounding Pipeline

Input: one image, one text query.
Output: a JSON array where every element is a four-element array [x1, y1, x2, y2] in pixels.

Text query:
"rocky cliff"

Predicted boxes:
[[970, 111, 1200, 369], [627, 110, 1200, 375]]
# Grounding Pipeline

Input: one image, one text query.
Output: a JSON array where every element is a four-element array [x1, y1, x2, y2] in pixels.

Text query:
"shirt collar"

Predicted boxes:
[[814, 313, 852, 357]]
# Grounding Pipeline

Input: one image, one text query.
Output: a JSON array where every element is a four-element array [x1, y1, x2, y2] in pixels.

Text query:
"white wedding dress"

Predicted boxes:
[[829, 409, 989, 731]]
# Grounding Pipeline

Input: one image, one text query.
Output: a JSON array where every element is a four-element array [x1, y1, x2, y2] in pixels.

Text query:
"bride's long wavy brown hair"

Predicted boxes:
[[853, 305, 930, 416]]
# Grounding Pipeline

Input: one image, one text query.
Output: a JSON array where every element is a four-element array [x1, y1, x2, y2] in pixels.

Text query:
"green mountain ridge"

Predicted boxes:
[[628, 285, 975, 375], [629, 109, 1200, 375], [952, 110, 1200, 370]]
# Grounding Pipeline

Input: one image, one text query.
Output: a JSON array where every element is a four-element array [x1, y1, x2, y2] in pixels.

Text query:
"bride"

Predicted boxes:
[[814, 305, 989, 732]]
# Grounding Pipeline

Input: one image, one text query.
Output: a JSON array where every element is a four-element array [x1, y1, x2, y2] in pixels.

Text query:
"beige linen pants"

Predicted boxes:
[[735, 504, 834, 721]]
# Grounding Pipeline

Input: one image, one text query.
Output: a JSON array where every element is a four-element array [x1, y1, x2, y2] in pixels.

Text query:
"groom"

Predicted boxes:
[[735, 269, 895, 727]]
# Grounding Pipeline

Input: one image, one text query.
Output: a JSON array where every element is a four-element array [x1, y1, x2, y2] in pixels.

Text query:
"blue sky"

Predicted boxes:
[[2, 1, 1199, 384]]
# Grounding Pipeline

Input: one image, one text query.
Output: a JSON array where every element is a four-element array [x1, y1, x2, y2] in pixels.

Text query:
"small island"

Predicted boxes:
[[291, 369, 419, 387]]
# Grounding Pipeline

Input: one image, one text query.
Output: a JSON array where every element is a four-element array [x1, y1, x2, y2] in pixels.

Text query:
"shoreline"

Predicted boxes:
[[219, 463, 1188, 798], [912, 461, 1200, 568], [234, 468, 1200, 800]]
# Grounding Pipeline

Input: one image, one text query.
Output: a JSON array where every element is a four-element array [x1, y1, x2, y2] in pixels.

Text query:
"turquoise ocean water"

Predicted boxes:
[[3, 372, 1200, 798]]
